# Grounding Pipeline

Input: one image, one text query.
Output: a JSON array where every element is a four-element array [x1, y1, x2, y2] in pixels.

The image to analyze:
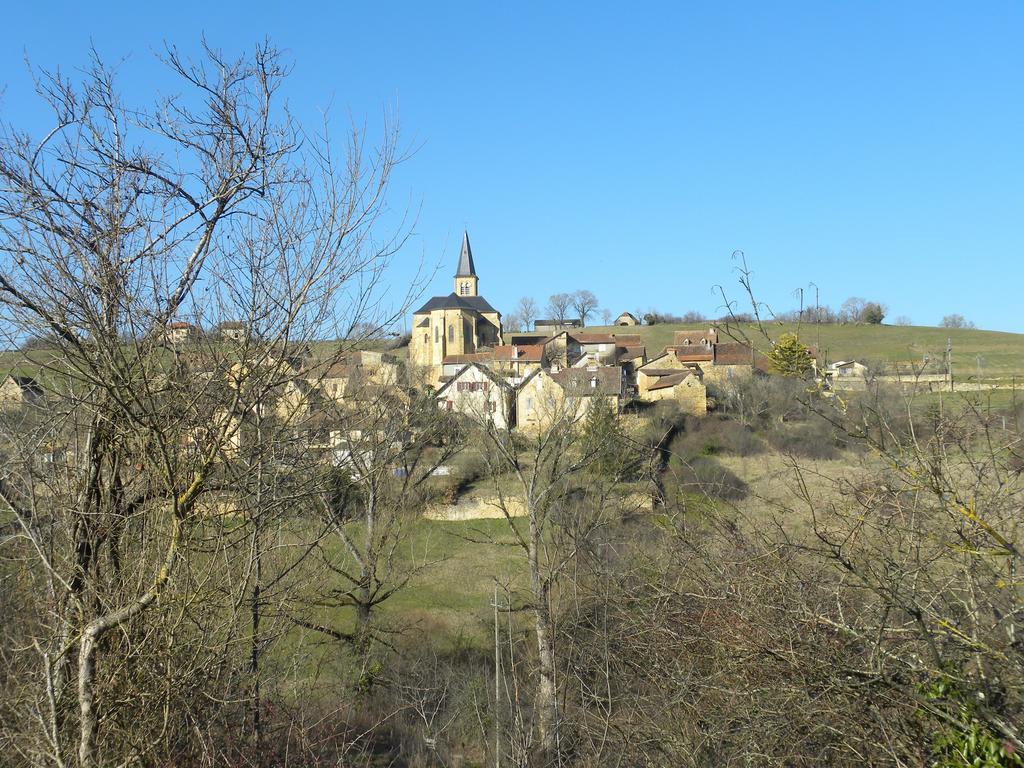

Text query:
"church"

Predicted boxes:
[[409, 231, 503, 379]]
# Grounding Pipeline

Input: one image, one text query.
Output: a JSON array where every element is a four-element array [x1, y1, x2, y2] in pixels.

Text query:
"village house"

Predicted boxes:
[[216, 320, 249, 342], [615, 311, 640, 326], [0, 373, 43, 410], [309, 351, 402, 403], [827, 360, 868, 379], [636, 352, 708, 414], [515, 365, 622, 433], [823, 360, 868, 390], [164, 321, 199, 345], [435, 362, 514, 430], [409, 231, 503, 383]]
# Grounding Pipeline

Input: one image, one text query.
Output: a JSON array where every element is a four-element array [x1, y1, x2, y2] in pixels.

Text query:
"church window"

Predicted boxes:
[[448, 325, 454, 342], [434, 326, 439, 343], [423, 333, 428, 344]]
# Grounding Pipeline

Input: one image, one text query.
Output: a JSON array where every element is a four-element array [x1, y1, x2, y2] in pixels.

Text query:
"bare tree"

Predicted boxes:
[[545, 293, 573, 325], [570, 289, 599, 325], [478, 394, 637, 763], [941, 313, 975, 329], [516, 296, 538, 331], [298, 377, 464, 653], [0, 41, 412, 767]]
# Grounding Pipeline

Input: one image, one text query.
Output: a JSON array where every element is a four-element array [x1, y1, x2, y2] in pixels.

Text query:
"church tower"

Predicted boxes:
[[454, 231, 479, 297]]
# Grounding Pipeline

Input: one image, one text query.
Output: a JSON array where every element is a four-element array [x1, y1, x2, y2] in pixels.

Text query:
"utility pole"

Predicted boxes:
[[493, 583, 502, 768], [809, 281, 820, 353], [947, 338, 954, 392]]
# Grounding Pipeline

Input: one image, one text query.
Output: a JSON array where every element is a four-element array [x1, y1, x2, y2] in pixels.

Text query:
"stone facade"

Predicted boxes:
[[408, 231, 502, 382]]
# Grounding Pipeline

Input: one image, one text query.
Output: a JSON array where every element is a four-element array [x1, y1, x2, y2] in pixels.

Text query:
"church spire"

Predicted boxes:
[[453, 230, 479, 297], [455, 230, 476, 277]]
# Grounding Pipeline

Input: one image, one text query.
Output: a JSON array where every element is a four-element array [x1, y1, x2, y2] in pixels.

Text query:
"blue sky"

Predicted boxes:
[[2, 2, 1022, 331]]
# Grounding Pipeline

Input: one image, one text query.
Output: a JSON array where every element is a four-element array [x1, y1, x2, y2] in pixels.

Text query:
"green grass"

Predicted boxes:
[[309, 517, 528, 651], [532, 322, 1024, 378]]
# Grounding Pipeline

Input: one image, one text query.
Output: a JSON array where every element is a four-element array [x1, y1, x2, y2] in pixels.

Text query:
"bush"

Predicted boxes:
[[767, 418, 841, 460], [665, 455, 748, 501], [673, 416, 764, 458]]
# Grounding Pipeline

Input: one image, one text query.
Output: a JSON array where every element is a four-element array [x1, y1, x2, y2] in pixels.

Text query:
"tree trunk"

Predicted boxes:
[[528, 519, 557, 760]]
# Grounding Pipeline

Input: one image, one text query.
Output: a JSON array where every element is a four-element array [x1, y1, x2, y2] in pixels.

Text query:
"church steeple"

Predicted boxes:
[[454, 230, 479, 296]]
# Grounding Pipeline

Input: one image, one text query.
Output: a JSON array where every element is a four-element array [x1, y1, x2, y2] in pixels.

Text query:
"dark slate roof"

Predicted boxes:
[[455, 231, 476, 277], [413, 292, 499, 315]]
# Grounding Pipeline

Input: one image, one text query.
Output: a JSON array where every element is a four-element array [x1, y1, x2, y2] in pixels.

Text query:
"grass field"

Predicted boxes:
[[523, 322, 1024, 379]]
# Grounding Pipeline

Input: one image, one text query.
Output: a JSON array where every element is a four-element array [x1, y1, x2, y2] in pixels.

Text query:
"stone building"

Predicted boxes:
[[409, 231, 503, 382]]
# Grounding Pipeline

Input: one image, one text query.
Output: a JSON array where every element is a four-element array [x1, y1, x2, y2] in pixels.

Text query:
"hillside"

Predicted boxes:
[[516, 322, 1024, 380]]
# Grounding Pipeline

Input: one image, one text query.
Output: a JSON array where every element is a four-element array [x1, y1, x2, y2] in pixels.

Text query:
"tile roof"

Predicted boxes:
[[714, 342, 758, 366], [673, 347, 713, 362], [673, 328, 718, 346], [647, 371, 695, 391], [491, 344, 546, 362], [614, 335, 643, 346], [551, 366, 622, 397]]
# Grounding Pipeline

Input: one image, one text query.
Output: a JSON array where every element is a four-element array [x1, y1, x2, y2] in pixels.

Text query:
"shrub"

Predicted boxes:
[[672, 416, 764, 458], [767, 418, 841, 460], [666, 455, 748, 501]]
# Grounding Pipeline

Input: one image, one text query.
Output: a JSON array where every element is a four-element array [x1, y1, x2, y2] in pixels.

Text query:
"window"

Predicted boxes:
[[526, 397, 533, 410], [434, 326, 439, 343], [448, 325, 454, 343], [423, 333, 428, 344]]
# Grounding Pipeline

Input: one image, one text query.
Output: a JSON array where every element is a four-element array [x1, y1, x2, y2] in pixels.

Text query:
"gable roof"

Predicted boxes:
[[455, 230, 476, 277], [647, 370, 696, 391], [491, 344, 545, 363], [413, 292, 499, 315], [714, 342, 758, 366], [435, 361, 510, 397], [674, 328, 718, 346], [671, 346, 713, 362], [551, 367, 622, 397]]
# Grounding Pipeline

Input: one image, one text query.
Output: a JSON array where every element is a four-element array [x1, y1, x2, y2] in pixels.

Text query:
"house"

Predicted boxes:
[[515, 366, 622, 433], [164, 321, 199, 345], [615, 311, 640, 326], [536, 330, 581, 369], [570, 333, 620, 364], [436, 363, 514, 430], [673, 328, 718, 347], [634, 352, 708, 405], [659, 339, 766, 392], [823, 360, 867, 390], [0, 374, 43, 409], [216, 321, 249, 342], [309, 351, 403, 403], [534, 318, 582, 334], [612, 337, 647, 394], [409, 231, 503, 382], [636, 364, 706, 415], [827, 360, 868, 379]]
